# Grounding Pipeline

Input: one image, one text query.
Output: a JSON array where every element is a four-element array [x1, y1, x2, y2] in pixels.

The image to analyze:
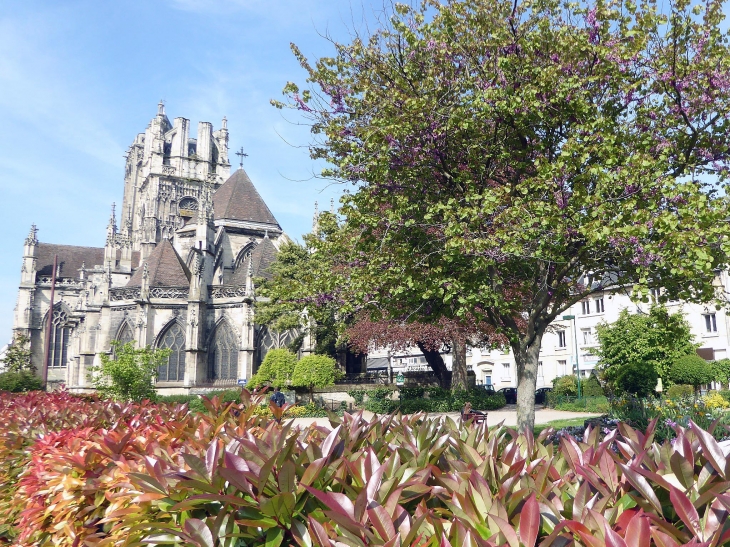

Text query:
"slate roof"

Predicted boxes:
[[213, 169, 280, 227], [127, 239, 191, 287], [228, 236, 279, 284], [36, 243, 140, 279]]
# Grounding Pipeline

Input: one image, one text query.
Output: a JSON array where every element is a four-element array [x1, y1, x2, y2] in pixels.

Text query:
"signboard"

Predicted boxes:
[[237, 379, 248, 387], [396, 373, 405, 386]]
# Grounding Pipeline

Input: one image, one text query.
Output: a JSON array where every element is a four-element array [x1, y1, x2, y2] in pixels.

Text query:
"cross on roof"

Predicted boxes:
[[235, 147, 248, 169]]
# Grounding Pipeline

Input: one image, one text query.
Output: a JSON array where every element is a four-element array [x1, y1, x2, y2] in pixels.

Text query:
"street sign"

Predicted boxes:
[[396, 373, 405, 386], [237, 379, 248, 387]]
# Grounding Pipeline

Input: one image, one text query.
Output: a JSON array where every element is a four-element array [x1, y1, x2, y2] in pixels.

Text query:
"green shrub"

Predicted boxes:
[[90, 342, 170, 402], [552, 375, 577, 396], [292, 354, 342, 402], [719, 390, 730, 403], [582, 375, 604, 397], [347, 389, 366, 406], [614, 360, 658, 397], [0, 371, 42, 393], [669, 354, 714, 391], [248, 348, 297, 388], [666, 383, 694, 399]]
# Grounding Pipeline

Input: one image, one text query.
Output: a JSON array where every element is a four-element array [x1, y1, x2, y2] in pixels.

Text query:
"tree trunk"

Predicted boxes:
[[513, 332, 544, 433], [416, 341, 451, 389], [451, 338, 469, 392]]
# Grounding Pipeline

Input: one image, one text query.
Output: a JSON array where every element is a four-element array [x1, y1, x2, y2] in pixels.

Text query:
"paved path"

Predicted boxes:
[[288, 406, 601, 429]]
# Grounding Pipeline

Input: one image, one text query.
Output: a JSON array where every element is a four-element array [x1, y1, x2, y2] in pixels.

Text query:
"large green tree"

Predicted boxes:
[[0, 335, 33, 374], [278, 0, 730, 430], [595, 306, 697, 394]]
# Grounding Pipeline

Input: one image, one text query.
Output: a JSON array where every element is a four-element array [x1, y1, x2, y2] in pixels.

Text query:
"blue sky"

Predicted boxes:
[[0, 0, 386, 342]]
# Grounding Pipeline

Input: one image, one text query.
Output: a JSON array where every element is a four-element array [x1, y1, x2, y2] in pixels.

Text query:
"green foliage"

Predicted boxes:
[[582, 375, 605, 397], [615, 361, 659, 398], [711, 358, 730, 385], [666, 384, 695, 399], [611, 395, 730, 442], [280, 0, 730, 434], [347, 389, 366, 406], [0, 371, 42, 393], [596, 306, 697, 393], [552, 375, 577, 396], [292, 354, 342, 401], [90, 342, 170, 402], [248, 348, 297, 388], [669, 354, 714, 390], [358, 386, 507, 414], [0, 335, 34, 374], [719, 390, 730, 403], [255, 240, 347, 358]]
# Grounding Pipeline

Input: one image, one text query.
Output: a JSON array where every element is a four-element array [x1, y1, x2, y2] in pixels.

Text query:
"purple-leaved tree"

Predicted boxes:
[[275, 0, 730, 431]]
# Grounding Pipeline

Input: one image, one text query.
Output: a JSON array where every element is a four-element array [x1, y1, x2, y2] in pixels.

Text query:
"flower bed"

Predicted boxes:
[[1, 390, 730, 545]]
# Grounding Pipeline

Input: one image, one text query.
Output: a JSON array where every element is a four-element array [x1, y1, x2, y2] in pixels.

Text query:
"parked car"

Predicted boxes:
[[535, 387, 553, 405], [497, 387, 517, 404], [482, 384, 496, 394]]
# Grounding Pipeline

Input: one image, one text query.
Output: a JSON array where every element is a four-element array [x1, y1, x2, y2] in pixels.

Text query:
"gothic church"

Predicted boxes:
[[12, 104, 298, 393]]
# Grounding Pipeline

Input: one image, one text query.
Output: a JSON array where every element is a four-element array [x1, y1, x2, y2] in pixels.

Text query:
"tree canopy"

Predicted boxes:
[[278, 0, 730, 430], [0, 335, 33, 374], [292, 355, 342, 402], [595, 306, 697, 393], [91, 342, 169, 402], [669, 354, 714, 391]]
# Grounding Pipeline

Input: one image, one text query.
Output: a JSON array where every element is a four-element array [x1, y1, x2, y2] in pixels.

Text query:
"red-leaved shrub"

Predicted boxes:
[[2, 390, 730, 546]]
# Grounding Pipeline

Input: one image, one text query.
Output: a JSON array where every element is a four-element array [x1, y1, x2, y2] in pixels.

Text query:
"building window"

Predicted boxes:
[[49, 308, 70, 368], [557, 330, 567, 348], [581, 301, 590, 315], [157, 322, 186, 382], [484, 375, 492, 386], [208, 322, 239, 381], [502, 363, 511, 381], [650, 288, 661, 303], [558, 360, 567, 375], [581, 328, 593, 345], [704, 313, 718, 333], [594, 297, 605, 313], [116, 322, 134, 346], [538, 361, 544, 377]]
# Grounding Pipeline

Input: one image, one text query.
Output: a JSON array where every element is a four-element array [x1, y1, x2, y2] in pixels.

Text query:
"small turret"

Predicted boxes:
[[21, 224, 38, 285], [104, 203, 117, 266]]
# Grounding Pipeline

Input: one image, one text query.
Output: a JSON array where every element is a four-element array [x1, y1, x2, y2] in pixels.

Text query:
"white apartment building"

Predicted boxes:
[[366, 272, 730, 389]]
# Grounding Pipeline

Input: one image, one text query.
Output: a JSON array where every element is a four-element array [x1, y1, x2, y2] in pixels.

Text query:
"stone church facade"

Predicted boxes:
[[12, 104, 298, 394]]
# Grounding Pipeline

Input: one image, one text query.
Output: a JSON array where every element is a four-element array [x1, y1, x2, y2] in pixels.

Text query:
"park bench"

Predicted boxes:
[[462, 412, 488, 425]]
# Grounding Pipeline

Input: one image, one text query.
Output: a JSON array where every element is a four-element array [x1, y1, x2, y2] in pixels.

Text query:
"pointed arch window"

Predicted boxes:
[[49, 307, 70, 368], [209, 322, 238, 381], [157, 322, 186, 382], [117, 322, 134, 346]]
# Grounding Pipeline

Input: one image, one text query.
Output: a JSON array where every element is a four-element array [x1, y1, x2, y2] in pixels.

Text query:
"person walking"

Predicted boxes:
[[270, 386, 286, 408]]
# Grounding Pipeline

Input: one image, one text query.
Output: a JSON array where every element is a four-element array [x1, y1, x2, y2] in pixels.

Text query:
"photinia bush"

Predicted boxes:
[[2, 390, 730, 546]]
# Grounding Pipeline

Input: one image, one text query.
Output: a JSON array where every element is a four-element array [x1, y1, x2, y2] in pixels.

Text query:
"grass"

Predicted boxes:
[[533, 417, 587, 436]]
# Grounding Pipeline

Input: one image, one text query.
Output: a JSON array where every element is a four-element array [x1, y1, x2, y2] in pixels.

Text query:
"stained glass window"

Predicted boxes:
[[157, 322, 186, 382], [209, 322, 238, 381]]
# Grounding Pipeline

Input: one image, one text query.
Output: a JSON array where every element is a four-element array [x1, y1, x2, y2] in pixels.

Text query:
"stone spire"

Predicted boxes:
[[25, 224, 38, 246], [106, 203, 117, 245]]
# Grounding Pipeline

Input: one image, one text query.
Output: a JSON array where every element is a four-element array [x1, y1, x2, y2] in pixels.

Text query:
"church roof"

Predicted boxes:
[[213, 169, 280, 227], [228, 236, 279, 284], [36, 243, 140, 279], [127, 239, 190, 287]]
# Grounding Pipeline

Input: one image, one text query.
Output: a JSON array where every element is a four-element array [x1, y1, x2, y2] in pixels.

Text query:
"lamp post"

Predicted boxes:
[[562, 315, 582, 398]]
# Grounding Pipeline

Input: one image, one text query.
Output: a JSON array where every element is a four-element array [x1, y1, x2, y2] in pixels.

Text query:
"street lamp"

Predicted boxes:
[[562, 315, 582, 398]]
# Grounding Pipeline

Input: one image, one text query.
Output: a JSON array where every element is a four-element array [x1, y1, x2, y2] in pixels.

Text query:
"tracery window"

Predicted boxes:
[[49, 308, 70, 368], [157, 322, 186, 382], [208, 322, 238, 381], [117, 322, 134, 346]]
